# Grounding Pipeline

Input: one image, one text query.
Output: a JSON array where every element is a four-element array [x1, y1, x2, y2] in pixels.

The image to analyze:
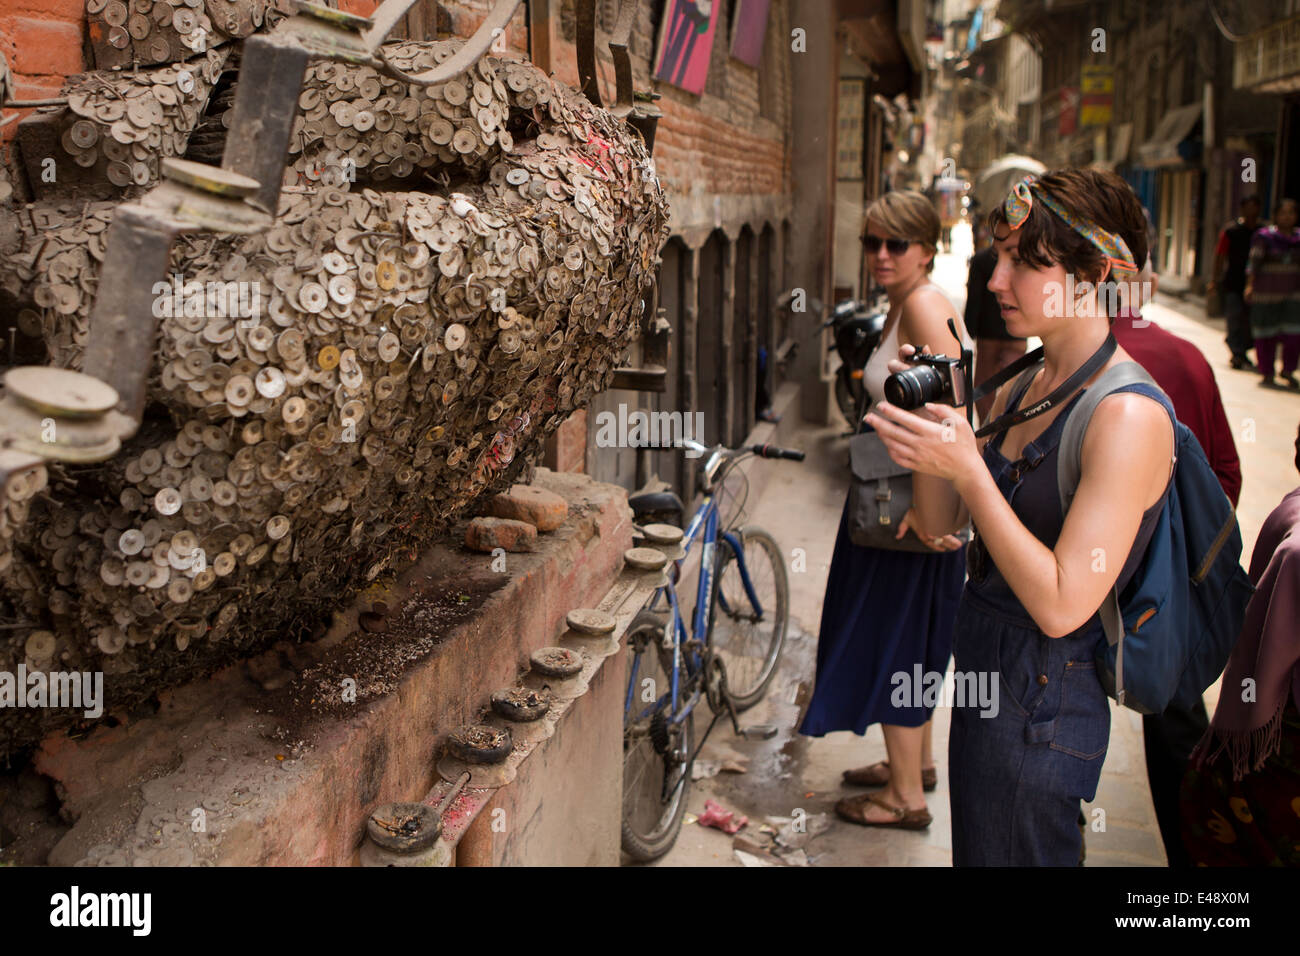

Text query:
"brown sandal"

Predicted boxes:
[[842, 760, 937, 792], [834, 793, 932, 830]]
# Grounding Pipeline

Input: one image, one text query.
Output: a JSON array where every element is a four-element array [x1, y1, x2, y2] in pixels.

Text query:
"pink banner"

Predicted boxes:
[[653, 0, 722, 95]]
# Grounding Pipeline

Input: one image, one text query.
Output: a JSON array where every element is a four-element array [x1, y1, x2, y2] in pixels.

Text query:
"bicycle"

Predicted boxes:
[[620, 438, 805, 861]]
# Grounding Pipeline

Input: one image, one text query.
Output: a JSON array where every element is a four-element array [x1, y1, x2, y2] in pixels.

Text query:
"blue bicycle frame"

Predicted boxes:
[[623, 486, 767, 734]]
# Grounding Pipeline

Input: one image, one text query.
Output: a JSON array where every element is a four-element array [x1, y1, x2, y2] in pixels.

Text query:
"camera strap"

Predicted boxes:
[[971, 333, 1117, 439]]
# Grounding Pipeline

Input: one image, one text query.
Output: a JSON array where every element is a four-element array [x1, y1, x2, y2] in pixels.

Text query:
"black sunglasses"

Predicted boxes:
[[861, 235, 915, 255]]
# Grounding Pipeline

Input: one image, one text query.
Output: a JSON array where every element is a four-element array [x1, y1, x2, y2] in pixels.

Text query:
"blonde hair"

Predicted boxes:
[[863, 190, 941, 273]]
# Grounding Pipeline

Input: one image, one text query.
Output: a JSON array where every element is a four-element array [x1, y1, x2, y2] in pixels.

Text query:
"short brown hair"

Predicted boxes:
[[987, 167, 1149, 292], [863, 190, 941, 273]]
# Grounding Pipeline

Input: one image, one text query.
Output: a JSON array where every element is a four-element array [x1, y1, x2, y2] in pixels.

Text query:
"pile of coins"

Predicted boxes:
[[86, 0, 294, 71], [2, 205, 117, 367], [284, 42, 546, 186], [0, 39, 668, 754], [54, 47, 231, 191]]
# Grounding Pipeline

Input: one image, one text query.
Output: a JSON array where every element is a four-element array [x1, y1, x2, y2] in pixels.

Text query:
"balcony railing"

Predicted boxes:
[[1234, 14, 1300, 92]]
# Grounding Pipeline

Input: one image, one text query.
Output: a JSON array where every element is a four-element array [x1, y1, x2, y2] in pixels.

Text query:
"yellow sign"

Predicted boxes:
[[1081, 65, 1114, 95], [1080, 64, 1114, 128]]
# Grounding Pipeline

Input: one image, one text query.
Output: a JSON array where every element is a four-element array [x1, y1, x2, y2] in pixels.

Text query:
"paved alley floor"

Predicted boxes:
[[647, 227, 1300, 868]]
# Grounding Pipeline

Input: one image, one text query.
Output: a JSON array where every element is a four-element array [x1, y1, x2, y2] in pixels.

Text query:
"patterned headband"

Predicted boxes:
[[1003, 175, 1139, 279]]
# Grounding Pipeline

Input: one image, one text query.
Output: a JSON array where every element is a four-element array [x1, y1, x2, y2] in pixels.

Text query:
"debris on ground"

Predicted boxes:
[[698, 799, 748, 834], [732, 835, 783, 866], [766, 811, 832, 850], [692, 760, 720, 781]]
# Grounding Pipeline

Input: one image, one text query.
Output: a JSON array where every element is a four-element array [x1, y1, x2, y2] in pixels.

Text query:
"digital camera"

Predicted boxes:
[[883, 333, 972, 412]]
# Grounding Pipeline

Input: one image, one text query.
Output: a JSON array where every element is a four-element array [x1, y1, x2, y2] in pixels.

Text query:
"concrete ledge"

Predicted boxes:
[[737, 380, 804, 510], [30, 469, 637, 866]]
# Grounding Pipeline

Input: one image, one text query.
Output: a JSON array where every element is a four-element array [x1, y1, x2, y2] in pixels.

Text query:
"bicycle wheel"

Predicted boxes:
[[706, 525, 789, 710], [621, 610, 695, 861]]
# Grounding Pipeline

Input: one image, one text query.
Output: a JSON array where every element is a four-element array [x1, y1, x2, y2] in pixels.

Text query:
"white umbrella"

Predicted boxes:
[[972, 154, 1046, 211]]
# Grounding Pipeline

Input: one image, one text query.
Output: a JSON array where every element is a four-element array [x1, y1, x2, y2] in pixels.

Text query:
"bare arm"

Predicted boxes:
[[950, 394, 1173, 635], [868, 390, 1174, 636], [895, 288, 975, 537]]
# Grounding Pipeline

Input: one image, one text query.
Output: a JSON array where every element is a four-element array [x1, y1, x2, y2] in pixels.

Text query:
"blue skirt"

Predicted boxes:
[[800, 496, 966, 735]]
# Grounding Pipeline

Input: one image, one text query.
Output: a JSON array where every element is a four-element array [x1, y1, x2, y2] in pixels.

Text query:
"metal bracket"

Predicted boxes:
[[576, 0, 662, 151], [371, 0, 525, 87]]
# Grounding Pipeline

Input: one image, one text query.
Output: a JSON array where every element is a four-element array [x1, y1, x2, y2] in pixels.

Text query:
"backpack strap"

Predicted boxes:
[[1055, 362, 1168, 708]]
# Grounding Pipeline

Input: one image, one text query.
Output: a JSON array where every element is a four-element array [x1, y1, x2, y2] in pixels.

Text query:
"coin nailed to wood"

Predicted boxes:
[[0, 36, 669, 756]]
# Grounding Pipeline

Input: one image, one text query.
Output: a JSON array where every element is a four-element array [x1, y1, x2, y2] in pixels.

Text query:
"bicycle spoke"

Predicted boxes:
[[709, 530, 788, 707]]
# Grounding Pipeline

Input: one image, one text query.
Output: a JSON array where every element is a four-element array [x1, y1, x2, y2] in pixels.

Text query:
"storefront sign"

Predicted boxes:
[[1080, 64, 1114, 128]]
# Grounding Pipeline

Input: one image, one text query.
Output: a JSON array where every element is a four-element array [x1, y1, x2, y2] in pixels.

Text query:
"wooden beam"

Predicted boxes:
[[745, 235, 760, 439], [530, 0, 553, 74], [680, 247, 700, 500], [608, 366, 667, 392], [720, 239, 736, 446]]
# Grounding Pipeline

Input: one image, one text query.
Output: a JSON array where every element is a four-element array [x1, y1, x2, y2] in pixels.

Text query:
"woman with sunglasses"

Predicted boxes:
[[866, 168, 1176, 865], [801, 190, 972, 831]]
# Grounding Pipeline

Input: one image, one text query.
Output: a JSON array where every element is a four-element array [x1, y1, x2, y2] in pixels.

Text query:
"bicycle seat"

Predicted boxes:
[[628, 490, 684, 524]]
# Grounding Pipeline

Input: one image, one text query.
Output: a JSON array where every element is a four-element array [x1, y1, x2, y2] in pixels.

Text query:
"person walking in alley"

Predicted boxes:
[[1111, 256, 1241, 867], [1245, 198, 1300, 389], [1208, 195, 1262, 371], [801, 190, 971, 831], [867, 168, 1177, 865], [1181, 423, 1300, 866], [966, 241, 1028, 422]]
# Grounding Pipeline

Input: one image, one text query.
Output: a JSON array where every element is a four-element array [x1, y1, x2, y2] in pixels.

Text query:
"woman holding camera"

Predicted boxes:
[[801, 190, 972, 830], [866, 168, 1176, 865]]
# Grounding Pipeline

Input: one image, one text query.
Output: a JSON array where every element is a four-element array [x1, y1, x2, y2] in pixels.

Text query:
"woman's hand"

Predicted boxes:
[[885, 343, 929, 376], [864, 399, 982, 487], [897, 507, 964, 551]]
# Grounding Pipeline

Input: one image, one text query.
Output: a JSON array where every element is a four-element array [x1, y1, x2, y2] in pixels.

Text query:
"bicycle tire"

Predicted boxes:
[[706, 525, 789, 711], [621, 610, 695, 862]]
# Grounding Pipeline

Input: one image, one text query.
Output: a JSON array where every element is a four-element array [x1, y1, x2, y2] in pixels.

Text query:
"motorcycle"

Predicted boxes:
[[821, 295, 887, 429]]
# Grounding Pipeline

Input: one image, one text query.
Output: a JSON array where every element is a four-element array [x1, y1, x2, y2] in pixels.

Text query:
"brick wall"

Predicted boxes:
[[440, 0, 792, 208], [0, 0, 86, 143], [1, 1, 792, 202]]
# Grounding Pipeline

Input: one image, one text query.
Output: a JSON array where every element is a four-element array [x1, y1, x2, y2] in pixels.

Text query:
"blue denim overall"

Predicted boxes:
[[948, 375, 1171, 866]]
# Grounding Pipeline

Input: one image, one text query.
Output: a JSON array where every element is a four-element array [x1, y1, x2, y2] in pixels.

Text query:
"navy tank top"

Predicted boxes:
[[964, 370, 1171, 636]]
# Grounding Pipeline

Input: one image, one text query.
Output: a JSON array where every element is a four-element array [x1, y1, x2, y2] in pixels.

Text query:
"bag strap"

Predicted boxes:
[[1056, 362, 1159, 512], [1054, 361, 1162, 708]]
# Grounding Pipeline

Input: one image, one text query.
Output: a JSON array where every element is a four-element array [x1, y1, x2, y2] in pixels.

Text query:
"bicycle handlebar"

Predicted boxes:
[[749, 443, 805, 461], [647, 439, 804, 463]]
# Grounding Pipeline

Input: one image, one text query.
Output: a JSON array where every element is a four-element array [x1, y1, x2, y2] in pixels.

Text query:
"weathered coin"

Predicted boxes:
[[154, 488, 182, 516], [254, 367, 286, 398]]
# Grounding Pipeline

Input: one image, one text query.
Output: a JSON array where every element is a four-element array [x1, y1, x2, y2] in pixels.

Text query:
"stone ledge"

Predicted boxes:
[[30, 469, 636, 866]]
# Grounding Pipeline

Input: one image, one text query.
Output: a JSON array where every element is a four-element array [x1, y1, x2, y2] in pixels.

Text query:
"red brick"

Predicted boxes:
[[465, 516, 537, 553], [8, 17, 83, 77], [10, 0, 84, 18], [484, 485, 568, 532]]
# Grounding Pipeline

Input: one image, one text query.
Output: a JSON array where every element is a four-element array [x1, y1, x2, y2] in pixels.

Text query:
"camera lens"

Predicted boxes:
[[884, 365, 945, 409]]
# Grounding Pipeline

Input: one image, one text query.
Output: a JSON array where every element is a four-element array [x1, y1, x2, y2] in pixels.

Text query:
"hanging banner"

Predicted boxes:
[[730, 0, 771, 68], [653, 0, 722, 94]]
